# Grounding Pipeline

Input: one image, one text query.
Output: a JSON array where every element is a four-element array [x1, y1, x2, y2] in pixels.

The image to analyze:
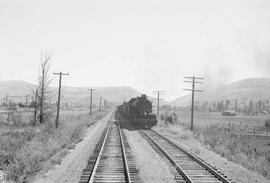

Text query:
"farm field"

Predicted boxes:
[[175, 111, 270, 128]]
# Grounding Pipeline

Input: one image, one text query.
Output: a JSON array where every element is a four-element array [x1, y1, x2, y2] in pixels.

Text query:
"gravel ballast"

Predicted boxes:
[[123, 128, 176, 183]]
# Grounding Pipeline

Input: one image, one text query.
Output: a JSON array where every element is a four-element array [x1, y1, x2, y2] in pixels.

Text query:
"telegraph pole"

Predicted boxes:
[[53, 72, 69, 128], [153, 91, 164, 117], [99, 97, 102, 111], [183, 76, 203, 131], [88, 89, 94, 115]]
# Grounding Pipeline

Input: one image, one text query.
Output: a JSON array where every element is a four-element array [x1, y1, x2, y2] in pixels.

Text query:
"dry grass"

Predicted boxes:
[[189, 146, 200, 155], [195, 125, 270, 179], [156, 118, 193, 140], [0, 109, 109, 182], [157, 109, 270, 180], [167, 126, 193, 140]]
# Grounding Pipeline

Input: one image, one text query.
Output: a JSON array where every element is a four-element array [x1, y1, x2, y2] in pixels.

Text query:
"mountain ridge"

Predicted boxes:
[[0, 80, 141, 105]]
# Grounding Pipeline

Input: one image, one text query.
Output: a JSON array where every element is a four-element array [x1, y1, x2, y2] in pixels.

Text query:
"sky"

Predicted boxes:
[[0, 0, 270, 100]]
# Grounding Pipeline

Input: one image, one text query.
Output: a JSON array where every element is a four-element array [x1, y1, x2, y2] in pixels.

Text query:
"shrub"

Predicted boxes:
[[160, 113, 164, 120], [167, 126, 193, 140], [179, 130, 193, 140], [189, 146, 200, 155], [11, 113, 23, 126], [265, 119, 270, 129]]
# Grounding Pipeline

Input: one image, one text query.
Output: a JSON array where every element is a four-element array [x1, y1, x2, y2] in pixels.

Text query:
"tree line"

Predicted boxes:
[[197, 99, 270, 114]]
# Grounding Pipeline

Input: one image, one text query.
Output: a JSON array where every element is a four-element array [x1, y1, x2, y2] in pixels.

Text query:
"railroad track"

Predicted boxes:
[[79, 118, 141, 183], [139, 129, 233, 183]]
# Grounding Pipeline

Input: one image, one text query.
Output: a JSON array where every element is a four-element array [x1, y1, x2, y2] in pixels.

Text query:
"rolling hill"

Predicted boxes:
[[0, 80, 141, 106], [170, 78, 270, 106]]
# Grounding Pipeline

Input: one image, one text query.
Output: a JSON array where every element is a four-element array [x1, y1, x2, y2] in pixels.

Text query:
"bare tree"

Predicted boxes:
[[38, 52, 53, 124]]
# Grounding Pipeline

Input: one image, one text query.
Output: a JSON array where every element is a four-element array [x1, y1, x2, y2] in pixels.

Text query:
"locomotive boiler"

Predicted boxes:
[[117, 94, 157, 129]]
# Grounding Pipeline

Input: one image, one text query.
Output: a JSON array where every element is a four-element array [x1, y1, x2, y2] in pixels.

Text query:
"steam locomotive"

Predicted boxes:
[[117, 94, 157, 129]]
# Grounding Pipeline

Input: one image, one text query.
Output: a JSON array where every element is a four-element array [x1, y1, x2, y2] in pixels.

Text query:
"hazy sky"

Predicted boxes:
[[1, 0, 270, 100]]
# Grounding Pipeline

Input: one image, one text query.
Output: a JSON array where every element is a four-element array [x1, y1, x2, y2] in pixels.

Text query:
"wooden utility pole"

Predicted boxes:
[[53, 72, 69, 128], [88, 89, 94, 115], [153, 91, 164, 117], [184, 76, 203, 131], [99, 97, 102, 111]]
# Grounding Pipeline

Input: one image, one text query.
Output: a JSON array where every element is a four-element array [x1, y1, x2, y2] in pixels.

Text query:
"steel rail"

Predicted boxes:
[[138, 129, 193, 183], [117, 120, 132, 183], [152, 130, 232, 183], [88, 120, 112, 183]]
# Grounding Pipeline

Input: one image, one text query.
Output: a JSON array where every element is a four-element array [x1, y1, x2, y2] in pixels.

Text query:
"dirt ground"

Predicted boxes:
[[30, 111, 113, 183], [154, 124, 270, 183]]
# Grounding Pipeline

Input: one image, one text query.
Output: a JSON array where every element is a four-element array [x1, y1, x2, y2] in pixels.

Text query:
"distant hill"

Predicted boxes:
[[0, 81, 36, 96], [0, 80, 141, 105], [60, 86, 141, 105], [170, 78, 270, 106]]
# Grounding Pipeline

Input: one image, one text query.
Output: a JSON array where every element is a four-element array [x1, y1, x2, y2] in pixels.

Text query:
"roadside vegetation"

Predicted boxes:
[[195, 123, 270, 179], [0, 109, 109, 182], [156, 108, 270, 180]]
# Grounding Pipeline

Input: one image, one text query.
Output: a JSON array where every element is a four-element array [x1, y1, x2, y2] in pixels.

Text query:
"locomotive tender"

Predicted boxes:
[[117, 94, 157, 129]]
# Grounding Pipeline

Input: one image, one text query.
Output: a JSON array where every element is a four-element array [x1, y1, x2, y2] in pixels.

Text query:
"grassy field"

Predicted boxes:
[[0, 108, 110, 182], [175, 111, 270, 128], [159, 110, 270, 180], [195, 125, 270, 179]]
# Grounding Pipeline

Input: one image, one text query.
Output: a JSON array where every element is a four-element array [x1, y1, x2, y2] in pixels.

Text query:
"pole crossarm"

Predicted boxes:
[[184, 76, 203, 80], [184, 81, 204, 84], [53, 72, 69, 75], [184, 89, 203, 92]]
